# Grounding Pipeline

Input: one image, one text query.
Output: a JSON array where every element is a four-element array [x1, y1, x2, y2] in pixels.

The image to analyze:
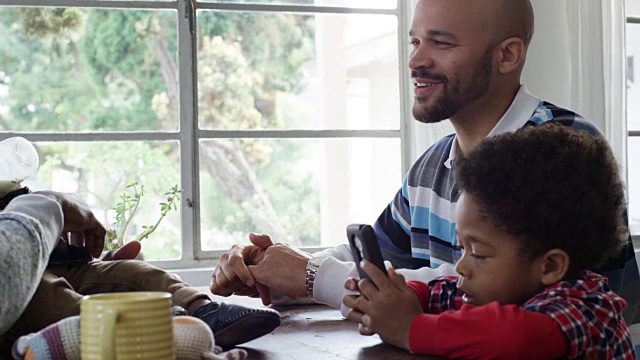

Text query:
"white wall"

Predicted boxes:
[[522, 1, 573, 120], [522, 0, 626, 171]]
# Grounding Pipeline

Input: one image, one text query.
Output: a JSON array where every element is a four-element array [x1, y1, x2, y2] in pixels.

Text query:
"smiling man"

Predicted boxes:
[[209, 0, 640, 325]]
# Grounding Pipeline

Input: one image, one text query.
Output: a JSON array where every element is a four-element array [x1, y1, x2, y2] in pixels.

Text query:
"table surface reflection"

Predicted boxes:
[[200, 289, 439, 360]]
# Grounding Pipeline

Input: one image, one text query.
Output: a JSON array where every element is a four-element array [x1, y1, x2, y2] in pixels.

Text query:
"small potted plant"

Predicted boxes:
[[104, 182, 182, 257]]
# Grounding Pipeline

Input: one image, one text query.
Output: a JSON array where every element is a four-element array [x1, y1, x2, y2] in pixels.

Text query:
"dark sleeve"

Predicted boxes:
[[408, 302, 568, 359], [593, 209, 640, 324], [0, 186, 31, 210]]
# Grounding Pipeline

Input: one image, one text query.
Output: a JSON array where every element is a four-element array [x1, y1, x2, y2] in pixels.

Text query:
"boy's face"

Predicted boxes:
[[454, 194, 545, 306]]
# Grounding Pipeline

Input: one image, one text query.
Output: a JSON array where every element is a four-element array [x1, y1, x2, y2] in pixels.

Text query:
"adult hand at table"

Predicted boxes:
[[343, 261, 422, 351], [248, 241, 312, 303], [210, 233, 274, 303]]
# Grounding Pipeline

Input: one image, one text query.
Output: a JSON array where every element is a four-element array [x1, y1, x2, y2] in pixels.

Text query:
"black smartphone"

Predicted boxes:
[[347, 223, 387, 281]]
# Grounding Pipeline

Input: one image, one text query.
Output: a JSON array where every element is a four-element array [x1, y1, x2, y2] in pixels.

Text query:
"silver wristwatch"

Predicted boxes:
[[305, 256, 323, 299]]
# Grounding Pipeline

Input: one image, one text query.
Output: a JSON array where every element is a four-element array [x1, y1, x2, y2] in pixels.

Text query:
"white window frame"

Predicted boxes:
[[0, 0, 415, 271], [628, 15, 640, 247]]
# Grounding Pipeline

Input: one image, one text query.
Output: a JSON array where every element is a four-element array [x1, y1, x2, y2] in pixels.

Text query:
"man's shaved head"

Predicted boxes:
[[414, 0, 534, 48], [489, 0, 535, 47]]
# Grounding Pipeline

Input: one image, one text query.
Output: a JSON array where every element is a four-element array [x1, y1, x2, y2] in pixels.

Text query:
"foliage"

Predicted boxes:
[[0, 5, 320, 257], [104, 182, 182, 250]]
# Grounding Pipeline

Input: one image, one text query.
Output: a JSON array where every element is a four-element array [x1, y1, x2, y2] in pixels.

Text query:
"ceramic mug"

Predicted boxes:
[[80, 291, 174, 360]]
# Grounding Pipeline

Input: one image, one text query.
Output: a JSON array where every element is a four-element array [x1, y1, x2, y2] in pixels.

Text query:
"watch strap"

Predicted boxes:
[[305, 258, 320, 298]]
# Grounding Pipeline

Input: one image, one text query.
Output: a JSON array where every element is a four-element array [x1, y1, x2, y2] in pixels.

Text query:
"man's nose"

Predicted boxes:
[[408, 45, 434, 71]]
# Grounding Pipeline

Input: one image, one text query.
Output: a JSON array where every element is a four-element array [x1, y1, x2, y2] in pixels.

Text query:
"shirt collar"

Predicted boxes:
[[444, 85, 541, 169]]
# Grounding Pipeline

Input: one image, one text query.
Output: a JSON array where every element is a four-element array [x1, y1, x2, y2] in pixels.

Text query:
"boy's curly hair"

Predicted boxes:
[[455, 122, 627, 275]]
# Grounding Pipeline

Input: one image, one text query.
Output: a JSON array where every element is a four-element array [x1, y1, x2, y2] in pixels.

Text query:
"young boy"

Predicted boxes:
[[342, 123, 635, 359]]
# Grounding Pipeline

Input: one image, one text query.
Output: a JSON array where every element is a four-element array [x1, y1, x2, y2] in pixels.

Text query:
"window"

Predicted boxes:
[[0, 0, 409, 268], [627, 9, 640, 236]]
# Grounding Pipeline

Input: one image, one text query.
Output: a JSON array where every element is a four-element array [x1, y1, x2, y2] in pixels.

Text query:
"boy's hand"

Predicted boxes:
[[343, 261, 422, 351], [343, 276, 376, 335]]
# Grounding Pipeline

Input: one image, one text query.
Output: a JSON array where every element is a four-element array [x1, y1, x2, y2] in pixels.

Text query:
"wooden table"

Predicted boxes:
[[206, 291, 438, 359]]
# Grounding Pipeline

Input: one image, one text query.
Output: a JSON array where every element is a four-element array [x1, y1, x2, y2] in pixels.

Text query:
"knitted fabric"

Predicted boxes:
[[12, 316, 80, 360], [172, 316, 247, 360], [12, 316, 248, 360]]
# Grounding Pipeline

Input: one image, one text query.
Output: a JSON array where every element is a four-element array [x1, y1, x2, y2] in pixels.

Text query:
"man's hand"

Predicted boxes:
[[36, 191, 106, 258], [248, 241, 312, 301], [342, 261, 422, 351], [210, 233, 274, 303]]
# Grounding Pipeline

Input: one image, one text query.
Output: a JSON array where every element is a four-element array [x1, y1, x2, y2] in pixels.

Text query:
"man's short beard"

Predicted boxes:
[[412, 49, 493, 124]]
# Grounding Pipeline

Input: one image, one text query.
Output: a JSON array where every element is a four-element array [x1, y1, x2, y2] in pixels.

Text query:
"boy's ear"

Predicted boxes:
[[537, 249, 570, 286]]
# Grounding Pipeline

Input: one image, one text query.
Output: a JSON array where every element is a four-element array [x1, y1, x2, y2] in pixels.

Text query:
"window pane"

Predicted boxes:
[[199, 138, 400, 250], [24, 141, 182, 260], [0, 8, 179, 132], [627, 23, 640, 132], [197, 0, 397, 9], [196, 11, 399, 130]]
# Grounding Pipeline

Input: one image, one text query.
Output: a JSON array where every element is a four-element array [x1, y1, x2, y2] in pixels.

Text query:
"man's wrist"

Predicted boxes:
[[305, 256, 323, 299]]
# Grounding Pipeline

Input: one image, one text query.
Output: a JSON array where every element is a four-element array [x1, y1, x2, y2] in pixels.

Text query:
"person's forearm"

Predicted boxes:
[[311, 246, 457, 316], [0, 194, 63, 335], [409, 303, 567, 359], [268, 244, 357, 307], [4, 194, 64, 243]]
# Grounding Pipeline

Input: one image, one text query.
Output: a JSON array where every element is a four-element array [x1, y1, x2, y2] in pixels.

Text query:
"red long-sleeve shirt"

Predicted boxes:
[[406, 272, 634, 359]]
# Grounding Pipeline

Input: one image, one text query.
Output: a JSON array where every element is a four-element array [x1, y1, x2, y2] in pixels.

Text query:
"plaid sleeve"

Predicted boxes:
[[421, 276, 463, 314], [523, 275, 635, 359]]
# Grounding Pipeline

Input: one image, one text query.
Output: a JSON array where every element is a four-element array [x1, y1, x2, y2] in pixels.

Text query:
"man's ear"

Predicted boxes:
[[537, 249, 570, 286], [494, 37, 527, 74]]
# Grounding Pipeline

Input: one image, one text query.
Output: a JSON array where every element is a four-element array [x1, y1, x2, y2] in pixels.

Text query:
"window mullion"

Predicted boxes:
[[177, 0, 199, 262]]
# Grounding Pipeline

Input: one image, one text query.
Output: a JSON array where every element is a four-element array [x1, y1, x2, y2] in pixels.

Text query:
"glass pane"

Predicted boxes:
[[629, 138, 640, 235], [0, 8, 179, 132], [628, 2, 640, 17], [196, 11, 399, 130], [24, 141, 182, 260], [627, 23, 640, 132], [199, 138, 401, 250], [197, 0, 397, 9]]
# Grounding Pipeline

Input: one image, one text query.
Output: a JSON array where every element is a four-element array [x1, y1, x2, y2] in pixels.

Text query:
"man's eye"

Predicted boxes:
[[470, 253, 487, 260], [433, 40, 454, 47]]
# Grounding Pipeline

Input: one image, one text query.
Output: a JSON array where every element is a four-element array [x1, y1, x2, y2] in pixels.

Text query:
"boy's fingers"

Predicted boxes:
[[345, 307, 364, 323], [344, 277, 359, 291], [358, 323, 376, 336], [388, 267, 407, 289], [360, 260, 391, 291], [343, 294, 359, 309], [356, 277, 378, 299]]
